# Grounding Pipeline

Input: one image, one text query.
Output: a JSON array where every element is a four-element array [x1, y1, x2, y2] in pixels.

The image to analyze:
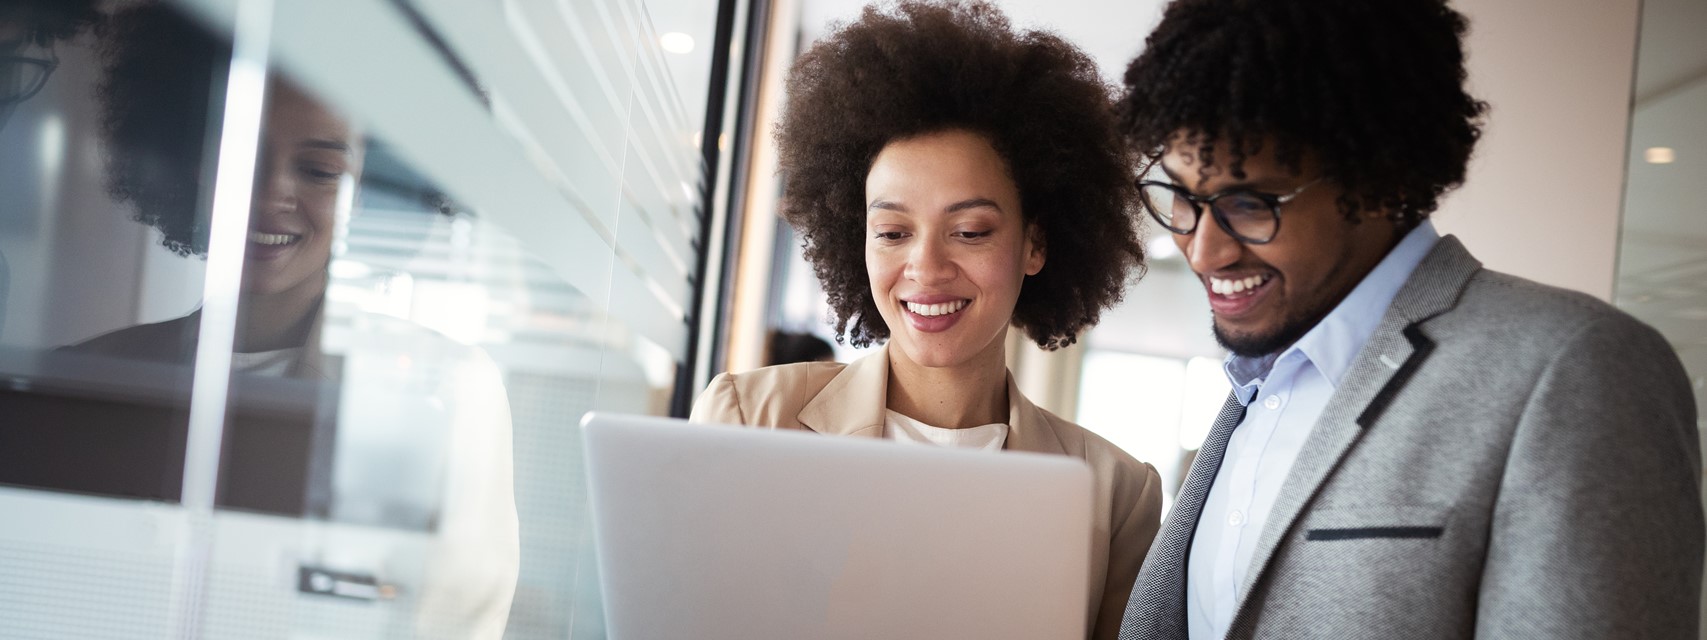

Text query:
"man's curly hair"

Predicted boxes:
[[777, 0, 1143, 350], [0, 0, 102, 47], [98, 2, 227, 257], [1117, 0, 1488, 228]]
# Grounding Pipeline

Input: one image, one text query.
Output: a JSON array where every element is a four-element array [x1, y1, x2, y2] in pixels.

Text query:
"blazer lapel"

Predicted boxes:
[[1230, 236, 1483, 623], [794, 346, 1053, 448], [1002, 373, 1069, 455], [796, 345, 890, 438]]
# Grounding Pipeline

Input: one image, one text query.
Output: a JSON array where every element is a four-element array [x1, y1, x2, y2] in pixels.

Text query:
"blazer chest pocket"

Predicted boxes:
[[1301, 504, 1450, 543], [1306, 526, 1442, 541]]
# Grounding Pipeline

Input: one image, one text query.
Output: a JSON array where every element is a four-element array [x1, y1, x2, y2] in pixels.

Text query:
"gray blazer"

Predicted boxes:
[[1121, 236, 1704, 639]]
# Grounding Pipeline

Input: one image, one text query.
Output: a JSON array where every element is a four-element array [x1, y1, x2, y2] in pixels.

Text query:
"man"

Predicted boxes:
[[1115, 1, 1703, 639]]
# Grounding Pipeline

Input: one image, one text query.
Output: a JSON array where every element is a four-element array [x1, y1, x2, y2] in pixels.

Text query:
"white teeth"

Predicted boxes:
[[905, 300, 969, 317], [1209, 274, 1270, 297], [248, 231, 299, 246]]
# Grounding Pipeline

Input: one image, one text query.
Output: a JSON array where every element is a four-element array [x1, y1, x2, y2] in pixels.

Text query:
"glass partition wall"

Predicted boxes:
[[0, 0, 743, 637], [1609, 0, 1707, 632]]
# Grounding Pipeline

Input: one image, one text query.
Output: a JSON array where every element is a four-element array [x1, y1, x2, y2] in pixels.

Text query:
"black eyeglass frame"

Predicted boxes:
[[1136, 178, 1323, 245], [0, 55, 59, 106]]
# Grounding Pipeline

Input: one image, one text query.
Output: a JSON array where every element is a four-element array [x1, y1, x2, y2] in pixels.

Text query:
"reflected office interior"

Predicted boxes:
[[0, 0, 704, 637]]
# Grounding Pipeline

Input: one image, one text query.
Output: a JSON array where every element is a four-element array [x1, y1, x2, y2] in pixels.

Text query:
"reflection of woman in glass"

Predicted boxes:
[[72, 5, 356, 370], [66, 4, 518, 637], [689, 2, 1160, 637]]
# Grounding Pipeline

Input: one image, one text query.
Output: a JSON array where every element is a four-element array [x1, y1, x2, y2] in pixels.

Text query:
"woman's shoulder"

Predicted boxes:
[[1037, 409, 1158, 491], [59, 313, 200, 362], [691, 361, 848, 426]]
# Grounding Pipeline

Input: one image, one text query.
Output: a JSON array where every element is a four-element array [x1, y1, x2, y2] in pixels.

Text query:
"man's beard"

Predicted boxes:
[[1211, 308, 1323, 358]]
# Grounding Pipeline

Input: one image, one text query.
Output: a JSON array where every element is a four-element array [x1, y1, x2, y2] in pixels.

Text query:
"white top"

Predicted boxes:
[[230, 347, 302, 377], [1187, 221, 1441, 640], [884, 410, 1009, 452]]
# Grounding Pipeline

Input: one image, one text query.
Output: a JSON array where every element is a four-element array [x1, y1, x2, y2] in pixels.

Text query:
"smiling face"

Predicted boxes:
[[241, 80, 362, 299], [1161, 137, 1397, 357], [864, 128, 1043, 372]]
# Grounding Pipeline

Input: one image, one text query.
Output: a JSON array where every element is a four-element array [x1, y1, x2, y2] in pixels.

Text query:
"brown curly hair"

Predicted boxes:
[[776, 0, 1143, 350]]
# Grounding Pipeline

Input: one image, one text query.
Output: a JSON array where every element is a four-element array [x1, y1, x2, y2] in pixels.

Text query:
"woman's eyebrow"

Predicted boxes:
[[868, 197, 1002, 213], [944, 198, 1001, 213], [299, 138, 353, 154]]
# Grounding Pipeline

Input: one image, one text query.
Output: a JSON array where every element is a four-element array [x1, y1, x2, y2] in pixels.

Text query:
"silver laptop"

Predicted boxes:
[[581, 412, 1094, 640]]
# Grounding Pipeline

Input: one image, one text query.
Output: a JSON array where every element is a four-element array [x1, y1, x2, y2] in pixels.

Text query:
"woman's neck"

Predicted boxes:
[[884, 336, 1010, 430], [233, 276, 326, 353]]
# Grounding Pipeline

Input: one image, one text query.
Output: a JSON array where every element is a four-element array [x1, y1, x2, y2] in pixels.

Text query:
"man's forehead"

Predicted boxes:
[[1155, 140, 1316, 192]]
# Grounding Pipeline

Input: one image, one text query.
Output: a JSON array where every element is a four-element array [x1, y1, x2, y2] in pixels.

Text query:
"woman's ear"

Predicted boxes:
[[1024, 223, 1045, 276]]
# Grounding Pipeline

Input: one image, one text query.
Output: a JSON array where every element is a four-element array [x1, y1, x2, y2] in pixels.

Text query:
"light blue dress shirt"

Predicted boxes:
[[1186, 221, 1440, 640]]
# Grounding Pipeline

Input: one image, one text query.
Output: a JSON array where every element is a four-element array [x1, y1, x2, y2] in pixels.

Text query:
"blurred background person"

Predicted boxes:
[[766, 329, 835, 365]]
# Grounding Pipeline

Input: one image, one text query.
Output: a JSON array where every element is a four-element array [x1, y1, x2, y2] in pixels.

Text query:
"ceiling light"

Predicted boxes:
[[660, 32, 694, 54], [1645, 147, 1676, 164]]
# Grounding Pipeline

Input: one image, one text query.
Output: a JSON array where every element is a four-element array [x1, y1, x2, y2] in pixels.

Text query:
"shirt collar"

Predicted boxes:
[[1223, 220, 1441, 403]]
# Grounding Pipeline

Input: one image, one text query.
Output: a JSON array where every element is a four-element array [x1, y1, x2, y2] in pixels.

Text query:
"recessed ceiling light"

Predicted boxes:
[[1645, 147, 1676, 164], [660, 32, 694, 54]]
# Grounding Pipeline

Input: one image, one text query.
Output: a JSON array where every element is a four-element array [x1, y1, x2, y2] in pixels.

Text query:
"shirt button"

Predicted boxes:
[[1263, 395, 1282, 410], [1228, 510, 1245, 527]]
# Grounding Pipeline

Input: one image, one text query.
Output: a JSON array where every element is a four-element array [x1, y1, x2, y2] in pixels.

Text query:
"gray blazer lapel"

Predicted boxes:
[[1229, 236, 1483, 623]]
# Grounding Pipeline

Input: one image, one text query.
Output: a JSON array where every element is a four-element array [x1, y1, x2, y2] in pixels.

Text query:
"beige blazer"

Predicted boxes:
[[690, 345, 1163, 640]]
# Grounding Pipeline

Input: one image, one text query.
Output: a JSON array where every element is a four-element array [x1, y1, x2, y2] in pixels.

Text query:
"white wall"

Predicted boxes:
[[1433, 0, 1642, 301]]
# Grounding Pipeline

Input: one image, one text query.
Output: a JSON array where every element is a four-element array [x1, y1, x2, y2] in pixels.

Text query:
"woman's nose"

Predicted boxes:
[[903, 238, 956, 286], [250, 152, 297, 215]]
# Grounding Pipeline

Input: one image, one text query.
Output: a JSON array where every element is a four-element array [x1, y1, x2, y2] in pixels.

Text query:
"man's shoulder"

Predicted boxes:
[[1445, 268, 1656, 341], [1418, 267, 1680, 387]]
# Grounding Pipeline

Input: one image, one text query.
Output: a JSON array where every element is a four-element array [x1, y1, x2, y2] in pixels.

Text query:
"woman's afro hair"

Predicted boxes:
[[777, 0, 1144, 350], [98, 2, 228, 256]]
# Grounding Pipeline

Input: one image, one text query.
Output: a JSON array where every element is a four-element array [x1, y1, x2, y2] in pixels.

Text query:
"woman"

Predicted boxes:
[[64, 5, 518, 637], [690, 2, 1160, 637]]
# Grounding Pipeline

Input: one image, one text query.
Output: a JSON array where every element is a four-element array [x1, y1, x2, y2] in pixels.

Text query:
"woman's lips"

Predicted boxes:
[[246, 230, 302, 261], [903, 298, 970, 333]]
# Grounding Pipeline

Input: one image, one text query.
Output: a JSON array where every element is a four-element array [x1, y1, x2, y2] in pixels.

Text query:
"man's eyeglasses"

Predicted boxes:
[[1, 55, 58, 106], [1136, 178, 1322, 245]]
